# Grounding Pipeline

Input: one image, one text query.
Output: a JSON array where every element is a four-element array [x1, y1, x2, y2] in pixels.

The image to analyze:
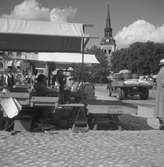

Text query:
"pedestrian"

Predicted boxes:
[[56, 70, 66, 92], [154, 59, 164, 129], [51, 69, 57, 88], [15, 66, 24, 85], [5, 66, 15, 90], [56, 70, 66, 103], [107, 76, 113, 96], [0, 72, 5, 89]]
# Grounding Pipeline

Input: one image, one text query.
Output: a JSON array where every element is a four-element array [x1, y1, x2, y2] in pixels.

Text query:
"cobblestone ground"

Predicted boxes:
[[0, 130, 164, 167]]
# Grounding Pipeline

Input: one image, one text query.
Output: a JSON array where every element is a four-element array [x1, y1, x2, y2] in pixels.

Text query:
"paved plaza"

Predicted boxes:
[[0, 85, 161, 167], [0, 130, 164, 167]]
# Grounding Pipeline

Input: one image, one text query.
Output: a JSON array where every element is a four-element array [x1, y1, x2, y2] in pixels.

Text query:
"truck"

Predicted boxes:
[[107, 70, 153, 100]]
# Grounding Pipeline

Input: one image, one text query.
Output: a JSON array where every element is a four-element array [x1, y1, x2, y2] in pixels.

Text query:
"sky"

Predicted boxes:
[[0, 0, 164, 48]]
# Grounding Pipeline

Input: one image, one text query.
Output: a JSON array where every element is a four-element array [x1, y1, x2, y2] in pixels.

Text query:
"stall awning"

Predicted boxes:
[[0, 18, 84, 52], [22, 52, 99, 64]]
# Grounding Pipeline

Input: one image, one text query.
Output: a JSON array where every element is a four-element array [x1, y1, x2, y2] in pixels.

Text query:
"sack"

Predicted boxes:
[[1, 97, 22, 118], [147, 117, 160, 129]]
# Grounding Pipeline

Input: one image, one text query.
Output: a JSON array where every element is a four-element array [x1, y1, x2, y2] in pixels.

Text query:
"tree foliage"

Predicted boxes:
[[72, 45, 109, 83], [111, 42, 164, 75], [86, 45, 109, 83]]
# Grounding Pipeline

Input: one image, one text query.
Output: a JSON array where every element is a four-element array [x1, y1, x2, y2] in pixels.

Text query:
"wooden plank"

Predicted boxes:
[[59, 103, 85, 108], [30, 96, 59, 107], [0, 92, 29, 99], [30, 96, 59, 103]]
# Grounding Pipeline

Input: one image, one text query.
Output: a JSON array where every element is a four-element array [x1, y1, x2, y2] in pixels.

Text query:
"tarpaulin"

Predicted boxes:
[[22, 52, 99, 64], [0, 18, 83, 52]]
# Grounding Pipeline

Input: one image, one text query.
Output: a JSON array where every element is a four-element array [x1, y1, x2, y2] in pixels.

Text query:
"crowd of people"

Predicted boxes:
[[0, 65, 79, 103], [0, 66, 25, 90], [0, 65, 74, 91]]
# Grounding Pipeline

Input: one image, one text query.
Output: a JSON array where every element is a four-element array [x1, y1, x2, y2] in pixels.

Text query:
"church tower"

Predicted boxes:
[[100, 4, 116, 66]]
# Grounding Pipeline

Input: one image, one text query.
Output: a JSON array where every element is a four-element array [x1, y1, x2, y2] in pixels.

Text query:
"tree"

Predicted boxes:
[[86, 45, 110, 83], [72, 45, 110, 83], [111, 42, 164, 75]]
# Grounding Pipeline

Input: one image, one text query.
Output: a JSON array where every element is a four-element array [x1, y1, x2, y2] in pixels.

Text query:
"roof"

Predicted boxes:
[[22, 52, 99, 64], [0, 18, 83, 36], [0, 18, 84, 52]]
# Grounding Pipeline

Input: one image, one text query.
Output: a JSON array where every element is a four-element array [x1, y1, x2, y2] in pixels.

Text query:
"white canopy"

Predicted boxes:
[[38, 52, 99, 64], [0, 18, 84, 52], [0, 18, 83, 36], [22, 52, 99, 64]]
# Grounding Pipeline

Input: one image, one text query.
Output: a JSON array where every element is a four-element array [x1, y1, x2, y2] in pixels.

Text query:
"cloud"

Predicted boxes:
[[114, 20, 164, 48], [50, 6, 77, 22], [1, 0, 77, 22]]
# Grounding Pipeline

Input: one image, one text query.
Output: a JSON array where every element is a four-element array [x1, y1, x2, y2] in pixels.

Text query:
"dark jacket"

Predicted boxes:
[[32, 82, 57, 96], [7, 73, 15, 88]]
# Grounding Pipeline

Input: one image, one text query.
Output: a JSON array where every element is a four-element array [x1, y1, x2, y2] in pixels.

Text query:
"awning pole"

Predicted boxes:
[[80, 25, 85, 103]]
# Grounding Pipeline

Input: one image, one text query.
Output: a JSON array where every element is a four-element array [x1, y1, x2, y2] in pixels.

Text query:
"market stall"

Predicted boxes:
[[0, 18, 95, 131]]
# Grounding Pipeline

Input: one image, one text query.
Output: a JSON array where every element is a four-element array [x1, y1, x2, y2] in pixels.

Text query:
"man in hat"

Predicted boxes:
[[155, 59, 164, 129], [31, 74, 57, 97]]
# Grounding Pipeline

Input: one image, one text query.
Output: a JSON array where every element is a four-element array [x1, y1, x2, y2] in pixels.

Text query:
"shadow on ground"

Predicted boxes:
[[92, 115, 153, 131], [118, 114, 153, 130], [88, 99, 153, 131], [88, 99, 136, 108]]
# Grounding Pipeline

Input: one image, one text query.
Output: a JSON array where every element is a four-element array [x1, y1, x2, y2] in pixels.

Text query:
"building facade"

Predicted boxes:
[[100, 4, 116, 66]]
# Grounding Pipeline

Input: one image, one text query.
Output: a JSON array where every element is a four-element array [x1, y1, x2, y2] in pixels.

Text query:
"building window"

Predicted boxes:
[[108, 50, 111, 54], [104, 50, 106, 53]]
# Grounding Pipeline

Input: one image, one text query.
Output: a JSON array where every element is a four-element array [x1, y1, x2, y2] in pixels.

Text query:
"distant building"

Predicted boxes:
[[100, 4, 116, 66]]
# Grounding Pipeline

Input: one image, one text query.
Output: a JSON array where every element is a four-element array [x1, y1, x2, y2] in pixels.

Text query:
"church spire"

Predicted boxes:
[[104, 4, 112, 38], [100, 4, 116, 66], [106, 4, 111, 28]]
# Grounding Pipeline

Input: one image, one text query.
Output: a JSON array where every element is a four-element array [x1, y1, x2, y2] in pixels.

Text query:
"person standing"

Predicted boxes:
[[51, 69, 57, 88], [5, 66, 15, 90], [56, 70, 66, 93], [155, 59, 164, 129], [56, 70, 66, 103], [15, 66, 24, 85]]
